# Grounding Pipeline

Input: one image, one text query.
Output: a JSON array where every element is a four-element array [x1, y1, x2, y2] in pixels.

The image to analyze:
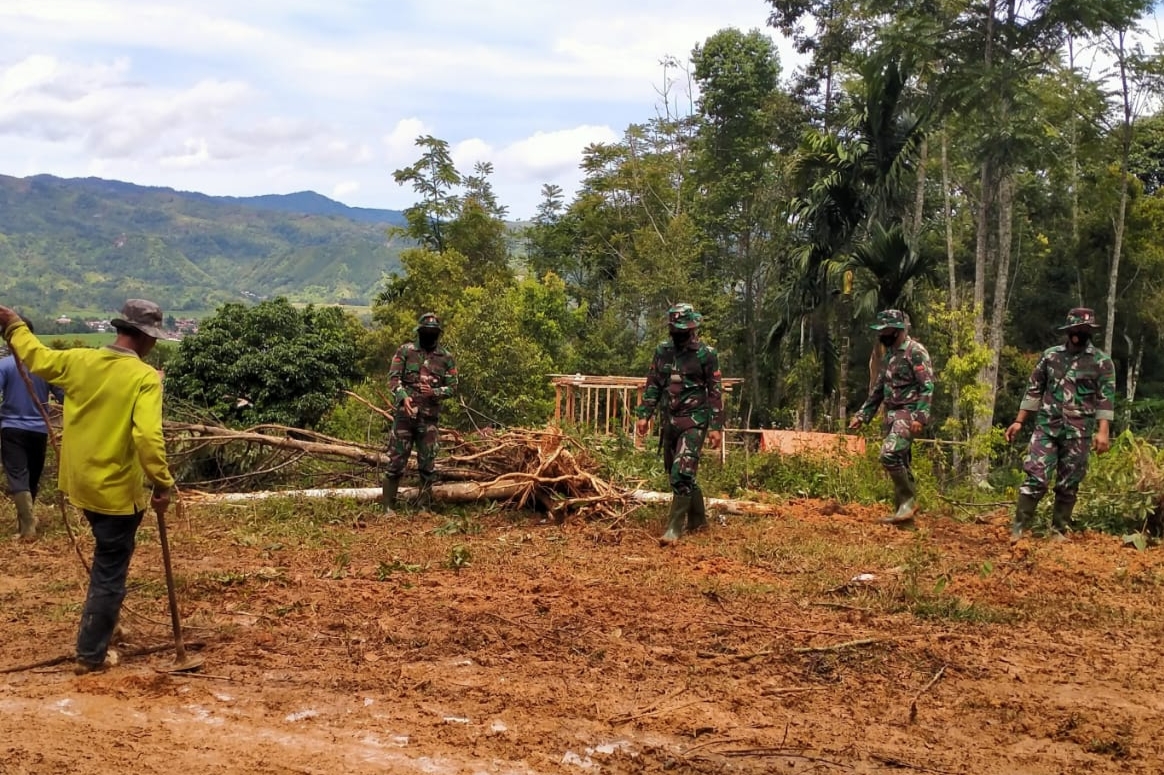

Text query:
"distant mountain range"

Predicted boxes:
[[0, 173, 410, 315]]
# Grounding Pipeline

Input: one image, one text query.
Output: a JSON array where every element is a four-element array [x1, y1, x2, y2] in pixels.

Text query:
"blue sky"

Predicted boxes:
[[0, 0, 803, 218]]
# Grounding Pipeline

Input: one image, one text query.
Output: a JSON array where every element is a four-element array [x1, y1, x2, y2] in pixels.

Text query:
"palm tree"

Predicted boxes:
[[768, 54, 940, 426]]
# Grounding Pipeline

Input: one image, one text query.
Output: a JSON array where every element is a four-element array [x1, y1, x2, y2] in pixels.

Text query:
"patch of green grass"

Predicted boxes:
[[226, 497, 355, 549]]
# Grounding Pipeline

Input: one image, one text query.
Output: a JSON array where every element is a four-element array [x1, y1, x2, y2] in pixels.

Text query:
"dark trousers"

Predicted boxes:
[[1, 427, 48, 499], [76, 510, 143, 665]]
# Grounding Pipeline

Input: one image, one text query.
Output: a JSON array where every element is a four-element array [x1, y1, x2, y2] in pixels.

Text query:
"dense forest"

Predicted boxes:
[[360, 0, 1164, 457], [0, 174, 407, 313]]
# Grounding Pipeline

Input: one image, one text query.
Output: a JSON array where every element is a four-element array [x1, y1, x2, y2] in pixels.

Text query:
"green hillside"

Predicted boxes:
[[0, 174, 408, 316]]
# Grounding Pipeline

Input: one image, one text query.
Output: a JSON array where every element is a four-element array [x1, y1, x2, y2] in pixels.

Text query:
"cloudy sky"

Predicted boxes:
[[0, 0, 804, 218]]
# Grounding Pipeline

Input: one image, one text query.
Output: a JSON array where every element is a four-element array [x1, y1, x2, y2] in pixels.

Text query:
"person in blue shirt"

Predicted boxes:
[[0, 316, 64, 540]]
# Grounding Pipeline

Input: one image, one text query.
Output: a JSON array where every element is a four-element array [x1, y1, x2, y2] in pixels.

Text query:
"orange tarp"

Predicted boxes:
[[758, 430, 866, 457]]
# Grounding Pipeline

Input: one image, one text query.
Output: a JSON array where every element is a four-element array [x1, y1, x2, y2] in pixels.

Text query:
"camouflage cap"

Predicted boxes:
[[667, 303, 702, 331], [1058, 307, 1101, 332], [416, 312, 442, 331], [869, 309, 907, 331]]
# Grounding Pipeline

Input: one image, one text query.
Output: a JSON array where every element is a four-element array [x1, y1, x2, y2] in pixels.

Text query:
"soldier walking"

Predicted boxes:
[[1004, 308, 1115, 541], [849, 309, 935, 524], [634, 304, 723, 545], [382, 313, 458, 514]]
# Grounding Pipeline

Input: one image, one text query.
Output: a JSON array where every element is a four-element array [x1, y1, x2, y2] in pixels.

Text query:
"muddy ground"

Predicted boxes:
[[1, 493, 1161, 775]]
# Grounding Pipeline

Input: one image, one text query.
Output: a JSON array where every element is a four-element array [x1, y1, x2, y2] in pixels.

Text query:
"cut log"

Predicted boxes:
[[188, 481, 528, 504], [187, 484, 779, 516]]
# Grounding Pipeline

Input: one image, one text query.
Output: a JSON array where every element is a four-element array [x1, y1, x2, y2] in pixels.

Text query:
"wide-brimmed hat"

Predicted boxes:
[[111, 299, 168, 340], [869, 309, 907, 331], [1057, 307, 1101, 332]]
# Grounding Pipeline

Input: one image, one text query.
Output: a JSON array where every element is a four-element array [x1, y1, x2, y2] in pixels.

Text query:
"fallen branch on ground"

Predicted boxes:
[[793, 637, 881, 654], [908, 664, 947, 724], [0, 641, 207, 674]]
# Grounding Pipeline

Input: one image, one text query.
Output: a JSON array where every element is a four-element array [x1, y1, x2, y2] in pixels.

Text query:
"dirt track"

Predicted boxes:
[[2, 496, 1162, 774]]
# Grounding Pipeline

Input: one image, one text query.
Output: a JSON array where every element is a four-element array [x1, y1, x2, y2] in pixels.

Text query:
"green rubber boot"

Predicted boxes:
[[1049, 498, 1074, 541], [14, 491, 37, 541], [1011, 492, 1040, 542], [882, 469, 918, 524], [382, 475, 401, 515], [686, 486, 708, 533], [660, 494, 691, 546]]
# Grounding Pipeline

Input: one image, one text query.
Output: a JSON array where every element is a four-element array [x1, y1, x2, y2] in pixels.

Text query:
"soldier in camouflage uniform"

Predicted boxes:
[[383, 313, 458, 514], [1004, 308, 1115, 541], [848, 309, 935, 524], [634, 304, 724, 545]]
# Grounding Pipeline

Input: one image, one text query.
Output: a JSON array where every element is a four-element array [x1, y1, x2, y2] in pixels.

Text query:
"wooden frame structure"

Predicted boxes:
[[549, 374, 743, 440]]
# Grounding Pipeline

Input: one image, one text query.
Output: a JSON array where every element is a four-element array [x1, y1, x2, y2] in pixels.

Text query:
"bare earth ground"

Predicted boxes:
[[1, 494, 1162, 775]]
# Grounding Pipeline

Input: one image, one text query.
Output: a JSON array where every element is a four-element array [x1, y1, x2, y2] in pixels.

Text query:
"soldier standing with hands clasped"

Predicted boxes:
[[1005, 308, 1115, 542], [635, 303, 724, 546], [849, 309, 935, 525], [382, 313, 458, 514]]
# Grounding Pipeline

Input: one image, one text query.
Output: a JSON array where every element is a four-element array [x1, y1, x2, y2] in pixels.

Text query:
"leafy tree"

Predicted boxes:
[[166, 298, 365, 429], [392, 135, 462, 252]]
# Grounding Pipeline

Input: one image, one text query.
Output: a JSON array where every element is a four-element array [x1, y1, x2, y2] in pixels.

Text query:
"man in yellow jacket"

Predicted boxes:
[[0, 299, 174, 675]]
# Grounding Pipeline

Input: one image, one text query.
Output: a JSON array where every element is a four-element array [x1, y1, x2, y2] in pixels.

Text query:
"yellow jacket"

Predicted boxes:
[[4, 322, 174, 515]]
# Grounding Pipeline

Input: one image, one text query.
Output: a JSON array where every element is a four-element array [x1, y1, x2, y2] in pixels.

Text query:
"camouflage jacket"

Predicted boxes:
[[1019, 343, 1115, 438], [857, 337, 934, 425], [388, 342, 458, 416], [634, 338, 724, 430]]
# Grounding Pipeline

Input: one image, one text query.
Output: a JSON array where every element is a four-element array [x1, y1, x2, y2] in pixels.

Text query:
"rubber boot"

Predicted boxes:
[[686, 486, 708, 533], [1049, 498, 1074, 542], [382, 475, 401, 515], [1011, 492, 1039, 542], [14, 491, 36, 541], [882, 469, 918, 524], [660, 494, 691, 546]]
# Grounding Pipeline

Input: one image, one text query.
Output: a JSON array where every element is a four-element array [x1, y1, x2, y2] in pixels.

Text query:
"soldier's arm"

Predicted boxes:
[[634, 347, 666, 420], [1096, 355, 1116, 424], [855, 360, 886, 423], [705, 348, 725, 431], [913, 346, 935, 425], [388, 346, 408, 403], [435, 354, 458, 399], [1015, 351, 1049, 422]]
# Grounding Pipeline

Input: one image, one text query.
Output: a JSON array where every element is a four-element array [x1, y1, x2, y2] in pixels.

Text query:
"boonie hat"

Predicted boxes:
[[1058, 307, 1101, 331], [111, 299, 168, 340], [869, 309, 907, 331]]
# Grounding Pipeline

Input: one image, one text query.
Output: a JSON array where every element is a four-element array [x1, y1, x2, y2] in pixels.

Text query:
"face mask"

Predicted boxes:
[[879, 332, 899, 348], [418, 330, 441, 350], [1069, 332, 1091, 348], [671, 330, 692, 347]]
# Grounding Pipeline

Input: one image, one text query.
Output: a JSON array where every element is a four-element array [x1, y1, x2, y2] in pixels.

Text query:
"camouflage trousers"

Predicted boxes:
[[1020, 428, 1090, 504], [386, 413, 440, 478], [879, 409, 916, 473], [662, 419, 706, 496]]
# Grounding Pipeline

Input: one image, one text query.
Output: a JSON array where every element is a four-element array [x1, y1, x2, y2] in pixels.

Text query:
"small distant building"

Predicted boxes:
[[55, 315, 71, 325]]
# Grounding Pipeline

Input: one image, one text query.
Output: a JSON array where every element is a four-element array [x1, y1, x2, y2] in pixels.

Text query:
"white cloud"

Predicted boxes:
[[0, 0, 801, 217], [160, 137, 211, 169], [332, 180, 360, 199]]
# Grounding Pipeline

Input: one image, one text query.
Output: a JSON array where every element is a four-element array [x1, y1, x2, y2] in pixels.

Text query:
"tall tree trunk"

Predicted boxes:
[[943, 127, 957, 307], [1068, 37, 1080, 252], [1124, 332, 1143, 403], [912, 137, 928, 241], [973, 173, 1015, 472], [941, 126, 963, 472], [972, 159, 993, 348], [973, 0, 998, 351], [837, 274, 852, 425], [1105, 29, 1133, 356]]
